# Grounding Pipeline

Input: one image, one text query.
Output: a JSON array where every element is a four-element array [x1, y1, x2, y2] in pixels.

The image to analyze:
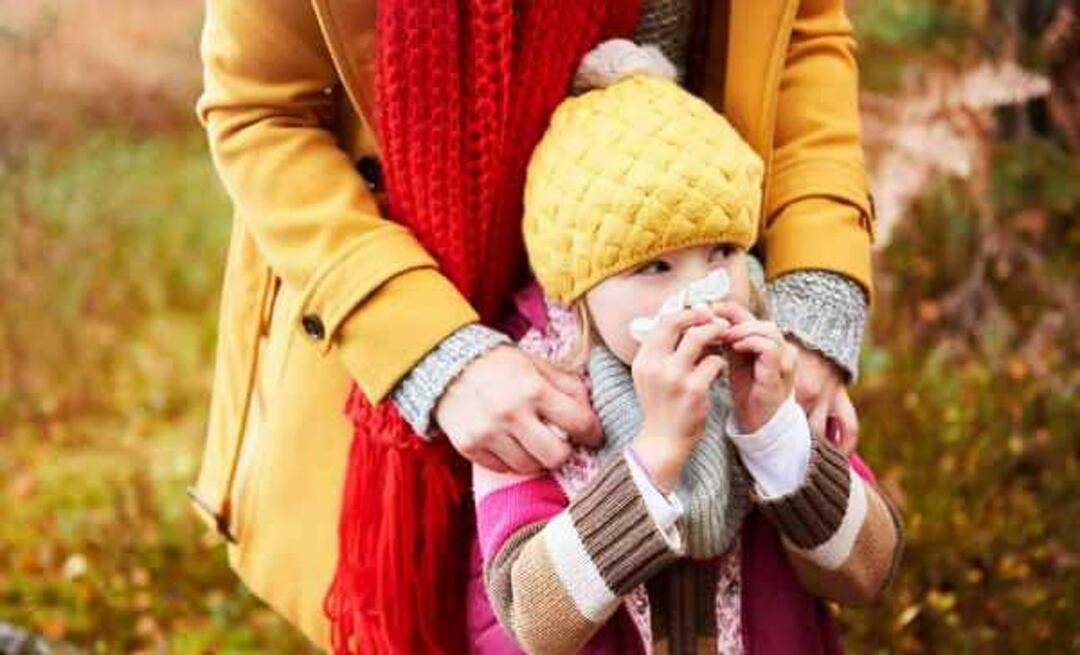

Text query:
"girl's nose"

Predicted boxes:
[[678, 257, 712, 284]]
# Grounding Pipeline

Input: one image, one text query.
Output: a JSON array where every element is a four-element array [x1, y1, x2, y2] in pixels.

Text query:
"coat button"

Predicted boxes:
[[301, 314, 326, 341], [355, 155, 383, 192]]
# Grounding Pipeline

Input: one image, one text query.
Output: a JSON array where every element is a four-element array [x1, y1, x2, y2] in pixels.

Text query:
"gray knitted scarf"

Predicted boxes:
[[588, 344, 751, 560]]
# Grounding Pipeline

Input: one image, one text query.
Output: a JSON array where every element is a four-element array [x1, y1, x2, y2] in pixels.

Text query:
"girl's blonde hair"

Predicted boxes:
[[555, 270, 770, 374]]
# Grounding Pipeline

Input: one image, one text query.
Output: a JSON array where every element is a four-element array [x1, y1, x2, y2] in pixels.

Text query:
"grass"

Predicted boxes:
[[0, 130, 317, 653]]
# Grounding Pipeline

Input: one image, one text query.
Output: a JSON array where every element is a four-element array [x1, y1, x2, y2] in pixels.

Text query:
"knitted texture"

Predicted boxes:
[[588, 344, 751, 559], [477, 457, 680, 654], [768, 270, 869, 381], [571, 39, 677, 93], [328, 2, 642, 653], [391, 323, 510, 437], [524, 72, 764, 303], [632, 0, 697, 77]]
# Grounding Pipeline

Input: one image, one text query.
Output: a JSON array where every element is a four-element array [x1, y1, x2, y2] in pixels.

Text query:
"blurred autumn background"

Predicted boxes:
[[0, 0, 1076, 652]]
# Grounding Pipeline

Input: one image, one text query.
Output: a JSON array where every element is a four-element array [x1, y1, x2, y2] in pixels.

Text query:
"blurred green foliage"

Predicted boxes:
[[1, 0, 1077, 653], [844, 165, 1079, 651], [0, 132, 317, 652], [1, 133, 229, 431], [842, 1, 1080, 651]]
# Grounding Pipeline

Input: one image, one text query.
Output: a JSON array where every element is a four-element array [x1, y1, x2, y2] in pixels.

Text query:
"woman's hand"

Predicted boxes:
[[792, 345, 859, 453], [713, 301, 799, 434], [435, 345, 603, 473], [630, 309, 729, 491]]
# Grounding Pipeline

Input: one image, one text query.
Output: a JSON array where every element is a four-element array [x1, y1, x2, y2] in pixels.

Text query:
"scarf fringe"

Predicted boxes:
[[324, 392, 469, 654]]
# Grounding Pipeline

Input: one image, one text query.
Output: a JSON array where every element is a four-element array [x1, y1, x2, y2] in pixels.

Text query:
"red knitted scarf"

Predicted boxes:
[[323, 2, 640, 653]]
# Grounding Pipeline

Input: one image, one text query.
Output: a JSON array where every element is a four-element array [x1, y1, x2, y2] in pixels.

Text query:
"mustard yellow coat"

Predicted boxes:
[[190, 0, 876, 648]]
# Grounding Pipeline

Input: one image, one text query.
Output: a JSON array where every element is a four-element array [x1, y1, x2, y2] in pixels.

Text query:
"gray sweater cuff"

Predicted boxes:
[[767, 270, 868, 382], [390, 323, 511, 439]]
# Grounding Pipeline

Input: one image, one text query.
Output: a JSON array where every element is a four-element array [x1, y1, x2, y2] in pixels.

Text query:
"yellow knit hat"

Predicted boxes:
[[523, 40, 764, 304]]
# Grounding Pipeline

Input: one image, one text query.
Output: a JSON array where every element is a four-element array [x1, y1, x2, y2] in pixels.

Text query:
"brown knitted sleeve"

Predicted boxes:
[[755, 437, 904, 606]]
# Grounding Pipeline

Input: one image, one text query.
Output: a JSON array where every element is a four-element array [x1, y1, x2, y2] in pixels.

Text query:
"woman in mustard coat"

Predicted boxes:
[[190, 0, 877, 648]]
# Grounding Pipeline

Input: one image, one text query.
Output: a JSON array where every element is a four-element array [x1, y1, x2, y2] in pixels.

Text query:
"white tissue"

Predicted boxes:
[[629, 269, 731, 342]]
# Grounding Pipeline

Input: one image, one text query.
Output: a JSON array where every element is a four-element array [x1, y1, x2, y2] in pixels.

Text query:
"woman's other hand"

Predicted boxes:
[[435, 345, 602, 473], [791, 345, 859, 453]]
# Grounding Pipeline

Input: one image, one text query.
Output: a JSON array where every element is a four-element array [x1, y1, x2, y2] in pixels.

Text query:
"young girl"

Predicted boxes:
[[470, 41, 903, 654]]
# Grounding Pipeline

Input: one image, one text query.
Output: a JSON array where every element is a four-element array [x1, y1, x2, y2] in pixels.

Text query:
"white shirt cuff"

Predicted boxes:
[[725, 392, 812, 498], [622, 451, 685, 553]]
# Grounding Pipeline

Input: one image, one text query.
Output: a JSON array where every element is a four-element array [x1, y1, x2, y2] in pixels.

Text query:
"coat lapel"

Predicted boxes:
[[703, 0, 796, 158], [309, 0, 378, 136]]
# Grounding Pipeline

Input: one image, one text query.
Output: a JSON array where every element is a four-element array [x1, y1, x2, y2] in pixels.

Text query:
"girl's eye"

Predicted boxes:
[[710, 244, 736, 260], [636, 260, 671, 275]]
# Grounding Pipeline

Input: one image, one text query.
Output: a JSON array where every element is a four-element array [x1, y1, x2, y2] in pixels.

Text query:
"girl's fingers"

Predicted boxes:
[[641, 308, 715, 356], [729, 334, 779, 356], [756, 340, 797, 381], [779, 341, 799, 377], [712, 300, 757, 326], [794, 360, 826, 407], [754, 354, 782, 384], [736, 336, 797, 391], [721, 319, 784, 345], [689, 354, 727, 388], [674, 320, 729, 368]]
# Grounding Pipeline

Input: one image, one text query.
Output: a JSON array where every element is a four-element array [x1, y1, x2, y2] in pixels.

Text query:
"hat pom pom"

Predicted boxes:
[[572, 39, 677, 93]]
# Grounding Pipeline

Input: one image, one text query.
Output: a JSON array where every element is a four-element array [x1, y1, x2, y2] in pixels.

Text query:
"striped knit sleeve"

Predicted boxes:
[[474, 456, 682, 655], [755, 436, 904, 606]]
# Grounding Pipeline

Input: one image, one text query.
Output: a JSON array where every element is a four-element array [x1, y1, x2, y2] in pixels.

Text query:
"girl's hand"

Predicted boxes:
[[630, 308, 729, 491], [713, 301, 799, 433]]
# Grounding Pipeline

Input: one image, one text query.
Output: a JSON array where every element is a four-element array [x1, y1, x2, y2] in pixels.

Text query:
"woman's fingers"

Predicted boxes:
[[487, 433, 546, 474], [471, 450, 513, 473], [532, 355, 591, 405], [514, 414, 574, 468], [831, 387, 860, 454], [537, 387, 603, 449], [806, 397, 830, 442]]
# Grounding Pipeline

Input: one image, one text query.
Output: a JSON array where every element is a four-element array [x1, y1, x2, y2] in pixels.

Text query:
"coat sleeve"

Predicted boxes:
[[197, 0, 478, 402], [762, 0, 877, 301], [755, 436, 904, 606], [474, 456, 681, 655]]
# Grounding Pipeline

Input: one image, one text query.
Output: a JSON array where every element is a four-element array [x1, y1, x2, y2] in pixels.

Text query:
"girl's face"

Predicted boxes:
[[584, 243, 751, 365]]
